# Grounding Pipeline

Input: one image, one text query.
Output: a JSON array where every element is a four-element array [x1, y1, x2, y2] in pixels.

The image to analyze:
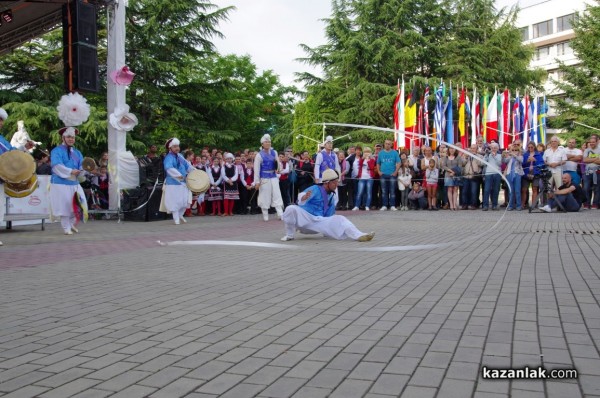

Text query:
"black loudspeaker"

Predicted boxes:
[[146, 186, 167, 221], [122, 187, 148, 222], [62, 0, 98, 93], [71, 0, 97, 46]]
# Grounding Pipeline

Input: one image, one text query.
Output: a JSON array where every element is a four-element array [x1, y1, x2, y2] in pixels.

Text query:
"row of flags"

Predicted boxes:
[[392, 79, 550, 151]]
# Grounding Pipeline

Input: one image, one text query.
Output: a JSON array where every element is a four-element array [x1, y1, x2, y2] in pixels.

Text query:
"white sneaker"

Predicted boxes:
[[0, 241, 3, 246], [64, 230, 73, 235], [358, 231, 375, 242], [540, 205, 552, 213], [365, 207, 370, 211], [380, 206, 387, 211], [280, 235, 294, 241], [180, 216, 187, 224], [263, 213, 269, 222], [71, 226, 79, 233], [352, 207, 359, 211], [390, 206, 398, 211], [174, 220, 180, 225]]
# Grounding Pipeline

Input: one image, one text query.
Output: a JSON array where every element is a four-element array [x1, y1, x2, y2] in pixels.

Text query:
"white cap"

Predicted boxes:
[[260, 134, 271, 144], [324, 135, 333, 143], [0, 108, 7, 121]]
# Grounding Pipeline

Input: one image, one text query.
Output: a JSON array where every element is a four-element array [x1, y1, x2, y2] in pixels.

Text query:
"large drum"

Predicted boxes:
[[0, 150, 38, 198], [186, 169, 210, 194]]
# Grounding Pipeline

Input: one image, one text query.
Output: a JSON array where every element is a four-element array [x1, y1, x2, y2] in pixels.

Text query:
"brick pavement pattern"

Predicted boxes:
[[0, 210, 599, 397]]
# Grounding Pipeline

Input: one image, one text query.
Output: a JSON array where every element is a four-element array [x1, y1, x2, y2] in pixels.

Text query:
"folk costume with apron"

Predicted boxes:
[[207, 163, 223, 215], [222, 154, 239, 216], [50, 127, 87, 235]]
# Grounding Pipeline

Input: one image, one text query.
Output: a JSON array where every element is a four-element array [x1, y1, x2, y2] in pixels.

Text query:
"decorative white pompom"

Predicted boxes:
[[57, 93, 91, 127]]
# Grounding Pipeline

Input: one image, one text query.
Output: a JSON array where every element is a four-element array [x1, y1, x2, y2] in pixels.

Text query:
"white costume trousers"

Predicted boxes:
[[282, 205, 365, 240]]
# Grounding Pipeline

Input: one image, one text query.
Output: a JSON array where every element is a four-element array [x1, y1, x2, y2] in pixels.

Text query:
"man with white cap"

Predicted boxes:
[[254, 134, 284, 221], [49, 127, 88, 235], [314, 135, 341, 183], [163, 138, 194, 225], [281, 169, 375, 242]]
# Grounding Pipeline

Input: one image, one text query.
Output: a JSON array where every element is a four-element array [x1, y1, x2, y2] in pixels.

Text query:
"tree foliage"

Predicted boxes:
[[295, 0, 544, 146], [553, 0, 600, 142], [0, 0, 296, 158]]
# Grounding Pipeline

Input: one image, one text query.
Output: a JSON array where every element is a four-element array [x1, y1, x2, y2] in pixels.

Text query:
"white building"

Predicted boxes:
[[516, 0, 589, 99]]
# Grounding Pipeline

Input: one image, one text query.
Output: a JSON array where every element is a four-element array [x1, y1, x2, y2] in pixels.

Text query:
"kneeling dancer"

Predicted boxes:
[[281, 169, 375, 242]]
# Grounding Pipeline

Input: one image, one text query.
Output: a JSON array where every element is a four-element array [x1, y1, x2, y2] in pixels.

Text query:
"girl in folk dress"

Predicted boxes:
[[207, 157, 223, 216], [221, 153, 239, 216]]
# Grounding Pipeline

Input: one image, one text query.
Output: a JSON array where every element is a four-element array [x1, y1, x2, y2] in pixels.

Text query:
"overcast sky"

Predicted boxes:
[[210, 0, 548, 88]]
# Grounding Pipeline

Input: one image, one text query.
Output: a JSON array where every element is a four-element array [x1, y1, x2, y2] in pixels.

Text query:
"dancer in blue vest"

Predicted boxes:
[[163, 137, 194, 225], [253, 134, 284, 221], [281, 169, 375, 242], [49, 127, 87, 235], [314, 135, 341, 183]]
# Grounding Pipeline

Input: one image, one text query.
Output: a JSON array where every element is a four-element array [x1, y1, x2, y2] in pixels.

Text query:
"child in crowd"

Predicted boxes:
[[426, 158, 439, 210]]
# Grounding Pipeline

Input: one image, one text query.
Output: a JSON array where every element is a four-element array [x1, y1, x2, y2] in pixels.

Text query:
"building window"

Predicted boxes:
[[534, 45, 551, 61], [557, 13, 576, 32], [533, 20, 553, 38], [557, 41, 572, 56], [520, 26, 529, 41]]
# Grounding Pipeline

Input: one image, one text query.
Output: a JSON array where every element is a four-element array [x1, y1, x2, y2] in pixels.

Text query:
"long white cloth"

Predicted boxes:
[[50, 184, 86, 217], [164, 184, 190, 213], [257, 178, 283, 210], [282, 205, 365, 240]]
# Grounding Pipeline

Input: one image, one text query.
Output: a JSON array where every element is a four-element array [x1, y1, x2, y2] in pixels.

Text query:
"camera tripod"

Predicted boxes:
[[528, 169, 565, 213]]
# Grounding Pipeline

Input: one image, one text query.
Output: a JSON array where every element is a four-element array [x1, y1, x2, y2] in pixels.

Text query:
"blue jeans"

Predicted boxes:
[[506, 172, 522, 209], [380, 174, 396, 207], [483, 174, 501, 208], [583, 173, 600, 207], [548, 193, 581, 212], [355, 179, 373, 208], [462, 178, 480, 207]]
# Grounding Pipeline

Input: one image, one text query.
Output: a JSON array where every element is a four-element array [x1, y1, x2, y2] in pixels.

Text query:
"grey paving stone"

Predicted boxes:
[[257, 377, 306, 398], [194, 373, 246, 395], [408, 367, 445, 388], [329, 379, 372, 398], [368, 373, 409, 396]]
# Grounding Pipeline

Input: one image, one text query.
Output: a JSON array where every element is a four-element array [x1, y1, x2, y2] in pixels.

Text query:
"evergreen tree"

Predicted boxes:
[[295, 0, 544, 146]]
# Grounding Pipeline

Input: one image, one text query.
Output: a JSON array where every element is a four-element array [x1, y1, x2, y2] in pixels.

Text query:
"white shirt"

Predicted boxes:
[[564, 147, 582, 172], [543, 146, 567, 174]]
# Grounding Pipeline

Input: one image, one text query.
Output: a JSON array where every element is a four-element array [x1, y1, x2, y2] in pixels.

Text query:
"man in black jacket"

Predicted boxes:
[[345, 146, 362, 210]]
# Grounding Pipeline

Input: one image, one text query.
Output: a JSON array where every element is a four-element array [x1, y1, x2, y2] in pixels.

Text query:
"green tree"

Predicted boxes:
[[295, 0, 544, 148], [553, 0, 600, 142]]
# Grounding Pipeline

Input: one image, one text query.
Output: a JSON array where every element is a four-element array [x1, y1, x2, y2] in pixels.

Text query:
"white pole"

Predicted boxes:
[[106, 0, 127, 210]]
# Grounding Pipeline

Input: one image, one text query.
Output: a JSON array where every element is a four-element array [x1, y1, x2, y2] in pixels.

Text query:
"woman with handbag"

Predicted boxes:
[[521, 141, 544, 209], [503, 142, 524, 210]]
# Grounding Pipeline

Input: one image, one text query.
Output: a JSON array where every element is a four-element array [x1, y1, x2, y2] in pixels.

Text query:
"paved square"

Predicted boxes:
[[0, 209, 599, 397]]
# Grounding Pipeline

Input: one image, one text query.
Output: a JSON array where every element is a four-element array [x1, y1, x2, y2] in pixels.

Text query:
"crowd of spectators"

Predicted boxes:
[[147, 133, 599, 216]]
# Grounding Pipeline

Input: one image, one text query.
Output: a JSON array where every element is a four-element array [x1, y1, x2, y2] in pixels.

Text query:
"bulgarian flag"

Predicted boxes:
[[486, 89, 498, 142], [393, 78, 405, 149], [458, 87, 466, 147], [405, 84, 418, 149]]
